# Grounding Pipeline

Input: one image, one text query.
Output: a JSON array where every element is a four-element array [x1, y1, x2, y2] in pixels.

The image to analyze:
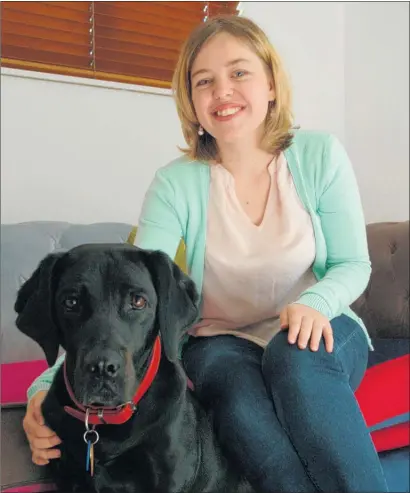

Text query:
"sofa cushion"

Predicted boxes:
[[370, 422, 410, 453], [352, 221, 409, 339], [356, 355, 409, 427], [355, 355, 410, 452], [1, 483, 57, 493], [1, 360, 48, 407], [367, 338, 410, 367]]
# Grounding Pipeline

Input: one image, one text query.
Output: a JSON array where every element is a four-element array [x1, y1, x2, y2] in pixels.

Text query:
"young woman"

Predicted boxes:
[[23, 15, 388, 493]]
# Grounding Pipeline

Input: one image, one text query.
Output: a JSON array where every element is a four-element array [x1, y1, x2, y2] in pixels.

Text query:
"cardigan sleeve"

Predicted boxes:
[[295, 135, 372, 319], [27, 354, 65, 401], [135, 167, 183, 260]]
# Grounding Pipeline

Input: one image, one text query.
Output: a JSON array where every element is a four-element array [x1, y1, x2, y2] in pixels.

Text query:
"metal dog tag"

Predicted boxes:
[[84, 409, 99, 477], [85, 440, 95, 476], [84, 429, 99, 476], [85, 439, 92, 473]]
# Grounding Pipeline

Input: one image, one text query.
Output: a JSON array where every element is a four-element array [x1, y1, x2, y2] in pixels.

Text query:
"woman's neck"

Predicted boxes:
[[217, 138, 274, 179]]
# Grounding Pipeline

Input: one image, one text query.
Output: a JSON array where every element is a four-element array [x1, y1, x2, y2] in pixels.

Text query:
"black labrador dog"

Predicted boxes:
[[15, 243, 254, 493]]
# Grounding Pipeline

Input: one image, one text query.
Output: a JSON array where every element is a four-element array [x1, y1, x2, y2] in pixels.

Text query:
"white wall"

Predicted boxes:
[[344, 1, 409, 223], [242, 1, 346, 142], [1, 2, 408, 225], [0, 74, 184, 225]]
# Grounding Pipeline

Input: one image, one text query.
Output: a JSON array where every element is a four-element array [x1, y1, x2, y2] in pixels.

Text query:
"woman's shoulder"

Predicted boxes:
[[155, 155, 208, 186], [161, 155, 208, 174], [287, 129, 349, 178], [144, 155, 209, 206], [289, 129, 342, 156]]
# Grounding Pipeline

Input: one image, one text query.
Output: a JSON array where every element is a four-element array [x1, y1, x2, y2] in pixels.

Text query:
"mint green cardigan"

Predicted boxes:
[[27, 130, 372, 400]]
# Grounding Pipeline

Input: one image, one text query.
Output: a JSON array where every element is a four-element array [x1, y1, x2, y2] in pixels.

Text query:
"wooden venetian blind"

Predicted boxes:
[[1, 1, 239, 89]]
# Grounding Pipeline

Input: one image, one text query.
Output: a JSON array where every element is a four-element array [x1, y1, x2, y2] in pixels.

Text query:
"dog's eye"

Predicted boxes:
[[63, 297, 79, 311], [131, 294, 146, 310]]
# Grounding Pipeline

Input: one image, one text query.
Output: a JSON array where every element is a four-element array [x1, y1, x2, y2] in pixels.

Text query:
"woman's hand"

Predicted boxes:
[[280, 303, 334, 353], [22, 390, 62, 465]]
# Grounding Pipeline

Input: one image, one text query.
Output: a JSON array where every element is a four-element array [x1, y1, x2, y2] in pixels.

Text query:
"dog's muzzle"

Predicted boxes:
[[63, 336, 162, 426]]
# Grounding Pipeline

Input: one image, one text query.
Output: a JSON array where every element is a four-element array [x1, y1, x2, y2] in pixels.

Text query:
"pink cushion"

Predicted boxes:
[[1, 360, 48, 406], [355, 355, 410, 426], [370, 421, 410, 453], [355, 355, 410, 452], [2, 484, 57, 492]]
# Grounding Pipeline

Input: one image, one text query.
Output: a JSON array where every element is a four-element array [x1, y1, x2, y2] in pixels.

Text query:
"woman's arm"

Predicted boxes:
[[135, 167, 183, 259], [295, 135, 371, 319]]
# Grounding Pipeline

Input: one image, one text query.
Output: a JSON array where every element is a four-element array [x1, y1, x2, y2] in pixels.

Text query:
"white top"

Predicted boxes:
[[189, 152, 318, 347]]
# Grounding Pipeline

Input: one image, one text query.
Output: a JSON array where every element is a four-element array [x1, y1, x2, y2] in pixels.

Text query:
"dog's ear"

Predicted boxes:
[[14, 252, 65, 366], [141, 250, 200, 363]]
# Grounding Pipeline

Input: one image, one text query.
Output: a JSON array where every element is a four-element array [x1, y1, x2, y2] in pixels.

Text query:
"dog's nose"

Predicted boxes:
[[87, 351, 122, 378]]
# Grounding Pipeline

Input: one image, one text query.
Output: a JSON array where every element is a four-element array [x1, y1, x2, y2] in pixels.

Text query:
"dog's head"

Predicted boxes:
[[14, 244, 199, 407]]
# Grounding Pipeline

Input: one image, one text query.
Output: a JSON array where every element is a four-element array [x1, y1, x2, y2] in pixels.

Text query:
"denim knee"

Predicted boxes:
[[262, 331, 342, 388], [261, 315, 369, 393]]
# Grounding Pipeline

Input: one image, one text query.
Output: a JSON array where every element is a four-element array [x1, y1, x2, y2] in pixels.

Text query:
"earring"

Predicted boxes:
[[198, 125, 204, 136]]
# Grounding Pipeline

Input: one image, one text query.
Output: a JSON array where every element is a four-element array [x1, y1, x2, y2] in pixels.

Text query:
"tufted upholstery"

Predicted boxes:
[[352, 221, 409, 339]]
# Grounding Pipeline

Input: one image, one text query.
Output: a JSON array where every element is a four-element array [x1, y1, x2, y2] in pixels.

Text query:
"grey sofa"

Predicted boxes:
[[1, 220, 409, 492]]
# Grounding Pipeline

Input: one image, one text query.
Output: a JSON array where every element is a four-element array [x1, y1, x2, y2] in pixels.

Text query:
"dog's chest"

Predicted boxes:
[[91, 436, 199, 493]]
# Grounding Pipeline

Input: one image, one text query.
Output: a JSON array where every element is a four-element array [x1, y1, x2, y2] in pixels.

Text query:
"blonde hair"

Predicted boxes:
[[172, 15, 294, 162]]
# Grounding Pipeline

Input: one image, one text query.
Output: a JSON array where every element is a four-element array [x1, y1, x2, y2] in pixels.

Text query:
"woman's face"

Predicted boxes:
[[190, 32, 275, 147]]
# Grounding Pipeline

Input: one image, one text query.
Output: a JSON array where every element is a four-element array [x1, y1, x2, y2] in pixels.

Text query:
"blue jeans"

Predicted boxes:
[[181, 314, 388, 493]]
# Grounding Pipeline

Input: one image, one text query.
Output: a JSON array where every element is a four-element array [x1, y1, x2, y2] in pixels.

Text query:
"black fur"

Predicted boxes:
[[15, 244, 253, 493]]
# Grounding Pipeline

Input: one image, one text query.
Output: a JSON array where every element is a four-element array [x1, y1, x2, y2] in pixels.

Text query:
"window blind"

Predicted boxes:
[[1, 1, 240, 88]]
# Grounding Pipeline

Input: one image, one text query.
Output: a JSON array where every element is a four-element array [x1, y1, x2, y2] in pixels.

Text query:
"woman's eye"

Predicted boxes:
[[131, 295, 147, 310], [63, 297, 79, 311], [196, 78, 211, 87], [233, 70, 247, 78]]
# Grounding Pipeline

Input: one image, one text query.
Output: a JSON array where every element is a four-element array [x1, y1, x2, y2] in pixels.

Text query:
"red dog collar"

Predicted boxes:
[[63, 336, 162, 426]]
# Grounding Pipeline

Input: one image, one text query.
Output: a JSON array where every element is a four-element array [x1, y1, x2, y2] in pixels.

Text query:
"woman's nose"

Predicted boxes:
[[213, 77, 234, 100]]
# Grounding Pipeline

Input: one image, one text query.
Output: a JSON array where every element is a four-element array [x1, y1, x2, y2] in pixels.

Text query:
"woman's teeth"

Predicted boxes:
[[215, 107, 242, 117]]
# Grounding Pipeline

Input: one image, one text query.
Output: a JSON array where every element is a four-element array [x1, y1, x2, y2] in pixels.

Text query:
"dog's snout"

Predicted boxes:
[[87, 350, 122, 378]]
